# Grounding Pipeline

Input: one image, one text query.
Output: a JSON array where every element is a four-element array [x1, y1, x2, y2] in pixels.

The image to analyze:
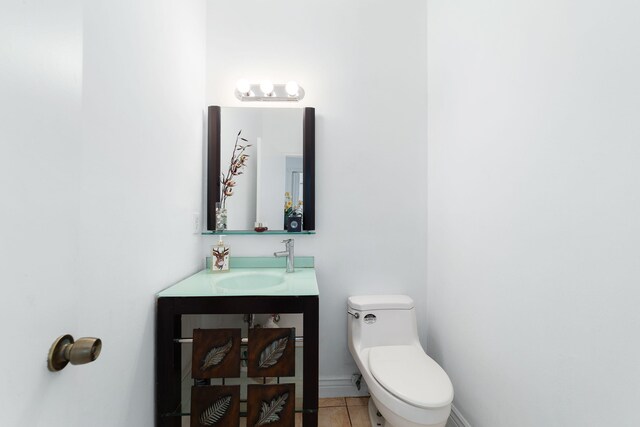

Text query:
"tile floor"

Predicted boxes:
[[314, 397, 457, 427], [239, 397, 369, 427], [244, 396, 456, 427], [316, 397, 370, 427]]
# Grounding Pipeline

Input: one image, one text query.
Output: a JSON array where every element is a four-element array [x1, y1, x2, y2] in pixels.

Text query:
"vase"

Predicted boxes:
[[215, 202, 227, 231]]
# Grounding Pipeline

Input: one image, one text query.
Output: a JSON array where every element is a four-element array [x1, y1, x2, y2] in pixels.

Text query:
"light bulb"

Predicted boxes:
[[236, 79, 251, 95], [260, 81, 274, 96], [285, 81, 299, 97]]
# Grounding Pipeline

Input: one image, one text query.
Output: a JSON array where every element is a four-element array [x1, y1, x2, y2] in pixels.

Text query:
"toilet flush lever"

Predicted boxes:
[[347, 311, 360, 319]]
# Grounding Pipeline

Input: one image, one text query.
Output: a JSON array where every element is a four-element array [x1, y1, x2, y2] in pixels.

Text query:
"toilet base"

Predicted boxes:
[[367, 397, 448, 427], [368, 398, 386, 427]]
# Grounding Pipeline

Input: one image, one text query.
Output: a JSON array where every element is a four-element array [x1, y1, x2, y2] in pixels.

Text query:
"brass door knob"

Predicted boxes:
[[48, 334, 102, 372]]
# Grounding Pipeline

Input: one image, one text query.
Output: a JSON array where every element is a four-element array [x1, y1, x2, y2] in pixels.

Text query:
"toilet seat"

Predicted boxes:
[[368, 345, 454, 409]]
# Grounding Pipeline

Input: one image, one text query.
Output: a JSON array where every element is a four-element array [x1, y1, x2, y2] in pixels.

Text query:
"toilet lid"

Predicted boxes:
[[368, 345, 454, 409]]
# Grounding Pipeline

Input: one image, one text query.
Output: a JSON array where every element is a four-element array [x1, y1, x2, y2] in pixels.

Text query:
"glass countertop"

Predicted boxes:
[[158, 264, 318, 298]]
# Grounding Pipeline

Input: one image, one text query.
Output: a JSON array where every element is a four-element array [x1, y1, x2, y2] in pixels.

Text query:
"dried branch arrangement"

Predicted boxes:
[[220, 130, 251, 209]]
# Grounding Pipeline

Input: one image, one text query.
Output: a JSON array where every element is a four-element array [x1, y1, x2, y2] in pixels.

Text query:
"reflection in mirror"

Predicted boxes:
[[207, 106, 315, 232], [286, 156, 303, 208], [251, 109, 301, 230]]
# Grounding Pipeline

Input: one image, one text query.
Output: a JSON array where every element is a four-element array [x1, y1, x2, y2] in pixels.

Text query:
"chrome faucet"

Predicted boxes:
[[274, 239, 295, 273]]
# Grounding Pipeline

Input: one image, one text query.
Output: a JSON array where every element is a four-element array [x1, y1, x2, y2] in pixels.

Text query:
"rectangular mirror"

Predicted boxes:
[[207, 106, 315, 231]]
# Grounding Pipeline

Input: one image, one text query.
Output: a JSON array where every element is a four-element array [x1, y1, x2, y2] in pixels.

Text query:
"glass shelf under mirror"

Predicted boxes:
[[202, 230, 315, 235]]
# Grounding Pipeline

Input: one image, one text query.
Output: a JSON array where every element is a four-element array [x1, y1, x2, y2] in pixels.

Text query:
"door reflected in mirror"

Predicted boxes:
[[207, 106, 315, 232]]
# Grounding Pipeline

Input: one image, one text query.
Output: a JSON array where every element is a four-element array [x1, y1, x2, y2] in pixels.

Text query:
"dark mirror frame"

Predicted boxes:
[[207, 105, 316, 231]]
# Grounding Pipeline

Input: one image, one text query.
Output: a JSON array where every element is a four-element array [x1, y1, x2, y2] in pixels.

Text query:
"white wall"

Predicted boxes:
[[206, 0, 429, 392], [0, 0, 205, 425], [0, 0, 84, 423], [428, 1, 640, 425]]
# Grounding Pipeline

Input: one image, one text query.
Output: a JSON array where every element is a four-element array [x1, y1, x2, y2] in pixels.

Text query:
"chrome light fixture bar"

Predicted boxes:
[[235, 79, 305, 102]]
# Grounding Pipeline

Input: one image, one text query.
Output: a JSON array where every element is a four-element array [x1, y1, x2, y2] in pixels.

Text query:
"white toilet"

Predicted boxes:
[[347, 295, 454, 427]]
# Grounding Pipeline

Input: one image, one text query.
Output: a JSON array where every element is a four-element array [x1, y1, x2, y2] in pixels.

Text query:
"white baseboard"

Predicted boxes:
[[319, 376, 369, 398], [447, 404, 471, 427]]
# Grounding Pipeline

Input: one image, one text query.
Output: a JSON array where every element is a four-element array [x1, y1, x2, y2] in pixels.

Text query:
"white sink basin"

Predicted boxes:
[[216, 271, 285, 292]]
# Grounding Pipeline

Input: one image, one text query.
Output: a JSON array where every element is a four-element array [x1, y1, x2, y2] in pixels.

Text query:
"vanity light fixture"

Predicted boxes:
[[285, 81, 299, 97], [236, 79, 251, 96], [260, 80, 275, 96], [234, 79, 305, 102]]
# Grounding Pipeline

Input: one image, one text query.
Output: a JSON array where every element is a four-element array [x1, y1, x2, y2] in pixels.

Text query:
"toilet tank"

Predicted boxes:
[[348, 295, 420, 350]]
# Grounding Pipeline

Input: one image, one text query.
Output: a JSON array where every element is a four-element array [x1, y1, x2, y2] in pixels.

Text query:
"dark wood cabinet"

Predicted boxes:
[[156, 294, 319, 427]]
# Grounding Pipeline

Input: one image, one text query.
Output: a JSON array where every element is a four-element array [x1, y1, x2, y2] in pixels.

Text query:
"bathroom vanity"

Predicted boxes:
[[155, 257, 319, 427]]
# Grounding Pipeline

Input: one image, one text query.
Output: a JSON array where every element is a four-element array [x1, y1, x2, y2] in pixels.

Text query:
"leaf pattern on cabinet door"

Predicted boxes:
[[199, 395, 231, 426], [256, 393, 288, 426], [201, 338, 233, 370], [258, 337, 288, 368]]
